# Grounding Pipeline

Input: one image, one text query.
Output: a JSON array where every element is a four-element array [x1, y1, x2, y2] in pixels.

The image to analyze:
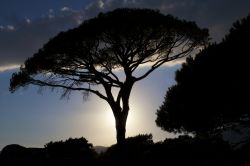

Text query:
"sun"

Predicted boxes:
[[101, 100, 143, 135], [86, 93, 147, 144]]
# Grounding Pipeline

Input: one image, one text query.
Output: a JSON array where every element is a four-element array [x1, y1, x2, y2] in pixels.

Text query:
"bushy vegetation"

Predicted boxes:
[[1, 135, 250, 166], [44, 137, 97, 165], [0, 137, 97, 166], [99, 134, 154, 165]]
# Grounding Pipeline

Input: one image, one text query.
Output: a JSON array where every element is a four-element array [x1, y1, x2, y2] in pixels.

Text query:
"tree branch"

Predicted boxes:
[[135, 45, 194, 82], [30, 78, 108, 101]]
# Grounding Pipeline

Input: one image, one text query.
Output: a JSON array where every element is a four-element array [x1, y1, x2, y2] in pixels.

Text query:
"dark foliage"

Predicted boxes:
[[44, 137, 97, 165], [156, 14, 250, 136], [100, 134, 153, 165], [159, 135, 229, 165], [235, 141, 250, 165], [99, 134, 247, 166], [0, 137, 97, 166], [0, 144, 45, 166], [149, 136, 234, 166], [1, 135, 250, 166]]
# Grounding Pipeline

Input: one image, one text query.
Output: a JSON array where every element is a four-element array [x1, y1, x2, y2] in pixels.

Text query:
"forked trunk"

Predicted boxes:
[[109, 103, 129, 145], [110, 77, 134, 144]]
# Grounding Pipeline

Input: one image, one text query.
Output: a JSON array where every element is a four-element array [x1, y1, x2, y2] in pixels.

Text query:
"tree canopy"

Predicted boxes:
[[9, 8, 208, 144], [156, 14, 250, 136]]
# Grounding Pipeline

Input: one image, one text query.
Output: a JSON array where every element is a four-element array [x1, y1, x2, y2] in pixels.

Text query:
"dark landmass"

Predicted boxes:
[[0, 134, 250, 166]]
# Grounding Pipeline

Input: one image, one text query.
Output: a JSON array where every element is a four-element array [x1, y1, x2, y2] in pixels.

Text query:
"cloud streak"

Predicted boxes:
[[0, 0, 250, 71], [0, 64, 20, 72]]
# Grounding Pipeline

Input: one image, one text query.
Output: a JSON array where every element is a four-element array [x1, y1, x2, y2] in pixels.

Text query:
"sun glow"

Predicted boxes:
[[72, 79, 167, 146], [103, 105, 115, 128], [93, 97, 143, 136], [102, 103, 138, 130]]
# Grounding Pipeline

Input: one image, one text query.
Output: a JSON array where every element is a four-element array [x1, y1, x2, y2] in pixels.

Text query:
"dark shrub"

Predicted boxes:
[[44, 137, 97, 165]]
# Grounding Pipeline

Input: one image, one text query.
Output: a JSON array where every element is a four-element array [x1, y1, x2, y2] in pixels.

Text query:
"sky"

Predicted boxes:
[[1, 0, 250, 150]]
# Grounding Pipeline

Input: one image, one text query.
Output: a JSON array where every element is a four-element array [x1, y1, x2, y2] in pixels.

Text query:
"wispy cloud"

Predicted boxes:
[[0, 64, 20, 72]]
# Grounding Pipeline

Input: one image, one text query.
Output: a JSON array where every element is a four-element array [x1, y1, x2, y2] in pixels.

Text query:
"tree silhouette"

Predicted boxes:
[[9, 8, 208, 144], [156, 14, 250, 137]]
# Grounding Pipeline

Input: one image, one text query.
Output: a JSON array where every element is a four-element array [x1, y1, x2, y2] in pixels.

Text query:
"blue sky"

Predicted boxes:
[[1, 0, 250, 149]]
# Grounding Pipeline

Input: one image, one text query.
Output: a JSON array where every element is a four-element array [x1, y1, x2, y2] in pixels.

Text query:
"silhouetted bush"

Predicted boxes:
[[148, 135, 234, 166], [0, 137, 98, 166], [98, 134, 241, 166], [44, 137, 97, 165], [1, 136, 250, 166], [99, 134, 153, 165]]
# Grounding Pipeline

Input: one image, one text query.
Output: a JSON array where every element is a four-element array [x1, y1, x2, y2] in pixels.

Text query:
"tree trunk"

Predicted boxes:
[[115, 112, 128, 145], [109, 102, 129, 145], [109, 77, 134, 145]]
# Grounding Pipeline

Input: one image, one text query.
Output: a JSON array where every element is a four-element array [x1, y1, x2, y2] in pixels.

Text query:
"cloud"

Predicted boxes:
[[61, 7, 71, 12], [0, 25, 15, 31], [25, 18, 31, 24], [0, 9, 85, 69], [1, 0, 250, 71], [0, 64, 20, 72], [97, 0, 105, 9]]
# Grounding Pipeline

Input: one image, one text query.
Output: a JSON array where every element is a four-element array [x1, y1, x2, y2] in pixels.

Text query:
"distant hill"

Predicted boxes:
[[94, 146, 108, 154]]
